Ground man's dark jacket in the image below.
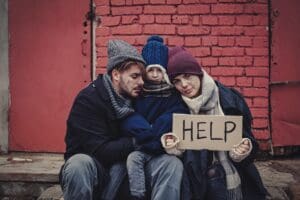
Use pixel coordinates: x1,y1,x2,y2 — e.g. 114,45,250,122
62,75,135,197
181,81,268,200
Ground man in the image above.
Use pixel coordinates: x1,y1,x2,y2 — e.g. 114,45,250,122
60,40,183,200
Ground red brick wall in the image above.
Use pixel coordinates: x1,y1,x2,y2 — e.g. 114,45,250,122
94,0,270,150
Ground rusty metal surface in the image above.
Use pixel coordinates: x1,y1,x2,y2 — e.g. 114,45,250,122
8,0,91,152
270,0,300,147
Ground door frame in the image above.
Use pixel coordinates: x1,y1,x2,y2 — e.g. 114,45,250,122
0,0,9,153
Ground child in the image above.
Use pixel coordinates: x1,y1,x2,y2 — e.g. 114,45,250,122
121,36,188,200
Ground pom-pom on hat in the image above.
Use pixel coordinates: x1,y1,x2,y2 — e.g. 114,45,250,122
107,39,146,73
142,35,168,70
167,46,203,82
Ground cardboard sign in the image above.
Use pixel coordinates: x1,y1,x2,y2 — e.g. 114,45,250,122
173,114,243,151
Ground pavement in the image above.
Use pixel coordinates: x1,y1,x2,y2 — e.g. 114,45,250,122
0,152,300,200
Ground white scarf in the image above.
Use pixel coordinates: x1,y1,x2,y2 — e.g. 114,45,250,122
181,70,243,200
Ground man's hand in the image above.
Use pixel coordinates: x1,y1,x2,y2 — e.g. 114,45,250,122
161,133,184,156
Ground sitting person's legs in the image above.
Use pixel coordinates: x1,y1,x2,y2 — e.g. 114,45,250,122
145,154,183,200
206,163,227,200
60,154,104,200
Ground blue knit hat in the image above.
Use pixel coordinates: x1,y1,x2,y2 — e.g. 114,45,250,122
142,35,168,70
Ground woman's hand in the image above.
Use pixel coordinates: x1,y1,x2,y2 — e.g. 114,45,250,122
161,133,184,156
229,138,252,162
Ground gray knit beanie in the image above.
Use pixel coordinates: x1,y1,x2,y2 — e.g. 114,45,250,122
107,39,146,72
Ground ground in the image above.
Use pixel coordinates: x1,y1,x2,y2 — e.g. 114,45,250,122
0,152,299,200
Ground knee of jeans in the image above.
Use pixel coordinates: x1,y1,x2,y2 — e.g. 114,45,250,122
63,154,97,177
162,155,183,174
127,151,144,167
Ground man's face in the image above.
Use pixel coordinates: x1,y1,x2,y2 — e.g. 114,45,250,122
146,67,164,83
113,64,144,98
172,74,201,98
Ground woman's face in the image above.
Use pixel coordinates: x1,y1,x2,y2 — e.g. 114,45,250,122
172,74,201,98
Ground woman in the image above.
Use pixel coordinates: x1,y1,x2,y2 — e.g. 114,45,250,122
162,46,267,200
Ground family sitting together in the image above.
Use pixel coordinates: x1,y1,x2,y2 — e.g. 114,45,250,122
60,35,267,200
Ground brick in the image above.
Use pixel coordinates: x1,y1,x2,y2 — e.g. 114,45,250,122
172,15,189,24
244,27,268,36
192,16,200,25
111,24,142,35
96,6,110,15
211,67,244,76
253,130,270,140
125,0,133,5
219,57,235,66
139,15,155,24
150,0,166,4
166,0,182,5
236,15,253,26
97,56,108,67
202,36,218,46
250,108,268,118
135,35,148,45
101,16,121,26
236,37,252,47
111,6,142,15
246,48,268,56
167,36,184,46
188,47,211,57
200,0,218,2
212,4,243,14
119,36,136,44
219,77,236,86
177,26,210,36
246,67,268,77
96,47,108,57
155,15,171,23
245,98,252,107
178,5,210,14
254,57,268,66
96,27,110,36
237,77,252,87
218,16,235,25
212,47,244,56
253,97,268,107
201,57,218,66
257,140,271,151
244,4,267,14
236,56,252,66
95,0,109,6
253,36,268,47
182,0,201,3
96,67,107,75
202,16,218,25
243,88,268,97
185,37,201,46
144,5,176,14
96,36,110,47
219,0,235,2
111,0,126,5
253,118,269,129
132,0,149,4
253,77,269,88
122,15,138,24
144,24,176,34
211,26,244,36
218,37,235,47
253,15,268,25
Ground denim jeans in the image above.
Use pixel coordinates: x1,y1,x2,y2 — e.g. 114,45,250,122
61,153,183,200
206,163,227,200
127,151,152,198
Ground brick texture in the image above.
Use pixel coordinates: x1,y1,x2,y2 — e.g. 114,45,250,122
95,0,270,149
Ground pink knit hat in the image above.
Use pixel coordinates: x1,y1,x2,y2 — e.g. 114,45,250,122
167,46,203,82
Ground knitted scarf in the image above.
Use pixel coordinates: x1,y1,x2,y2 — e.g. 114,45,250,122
102,73,134,119
142,80,174,97
181,70,243,200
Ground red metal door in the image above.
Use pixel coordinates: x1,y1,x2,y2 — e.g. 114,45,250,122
9,0,91,152
270,0,300,147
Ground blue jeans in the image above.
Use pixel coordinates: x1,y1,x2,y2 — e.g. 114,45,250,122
61,153,183,200
206,163,227,200
127,151,152,198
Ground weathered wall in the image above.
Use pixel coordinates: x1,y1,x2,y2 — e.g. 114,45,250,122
94,0,270,149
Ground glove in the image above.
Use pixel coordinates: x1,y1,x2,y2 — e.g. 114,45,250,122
161,133,184,156
229,138,253,162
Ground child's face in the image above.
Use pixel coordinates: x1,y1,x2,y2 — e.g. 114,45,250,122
146,67,164,83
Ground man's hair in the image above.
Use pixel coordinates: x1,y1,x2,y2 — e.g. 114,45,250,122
108,59,145,76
